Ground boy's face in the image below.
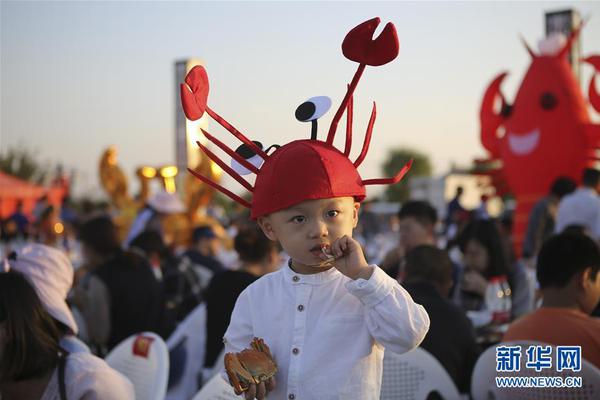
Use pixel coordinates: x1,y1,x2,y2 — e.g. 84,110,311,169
257,197,360,271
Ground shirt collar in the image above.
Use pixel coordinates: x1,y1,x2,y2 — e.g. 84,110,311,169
283,258,342,285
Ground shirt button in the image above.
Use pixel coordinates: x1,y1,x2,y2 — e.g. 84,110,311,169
288,394,295,400
297,305,304,311
292,276,300,282
292,347,299,355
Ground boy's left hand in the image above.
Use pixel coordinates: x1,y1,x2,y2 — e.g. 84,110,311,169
321,235,372,280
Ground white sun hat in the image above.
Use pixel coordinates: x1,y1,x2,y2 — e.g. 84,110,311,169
147,191,186,214
4,244,78,335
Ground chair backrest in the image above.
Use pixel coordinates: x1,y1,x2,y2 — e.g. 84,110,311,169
380,347,462,400
165,303,207,400
192,374,238,400
471,340,600,400
105,331,169,400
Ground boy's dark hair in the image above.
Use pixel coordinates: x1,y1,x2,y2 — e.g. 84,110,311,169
78,215,121,255
398,200,437,226
537,232,600,289
234,224,278,263
404,245,453,286
550,177,576,198
0,271,60,382
582,168,600,187
459,219,508,278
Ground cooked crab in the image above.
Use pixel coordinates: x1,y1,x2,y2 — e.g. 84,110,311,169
224,337,278,395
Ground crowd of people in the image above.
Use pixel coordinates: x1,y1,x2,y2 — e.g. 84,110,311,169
1,167,600,399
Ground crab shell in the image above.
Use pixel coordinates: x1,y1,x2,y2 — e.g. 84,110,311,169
224,338,278,395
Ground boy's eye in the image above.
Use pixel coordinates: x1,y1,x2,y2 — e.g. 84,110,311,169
326,210,339,218
291,216,306,223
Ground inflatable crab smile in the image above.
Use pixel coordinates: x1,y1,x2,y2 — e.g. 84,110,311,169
508,129,540,155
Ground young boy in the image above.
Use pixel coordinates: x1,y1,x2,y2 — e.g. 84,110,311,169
180,18,430,399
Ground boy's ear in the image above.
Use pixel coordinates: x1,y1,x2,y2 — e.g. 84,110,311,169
352,202,361,229
257,216,278,241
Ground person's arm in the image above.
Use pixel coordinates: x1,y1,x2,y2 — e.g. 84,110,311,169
83,275,111,347
324,235,430,355
345,265,430,355
221,290,275,400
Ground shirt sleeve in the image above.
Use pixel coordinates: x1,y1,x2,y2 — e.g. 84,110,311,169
220,289,255,382
345,265,430,355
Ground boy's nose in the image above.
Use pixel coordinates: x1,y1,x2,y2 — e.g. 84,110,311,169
308,219,329,238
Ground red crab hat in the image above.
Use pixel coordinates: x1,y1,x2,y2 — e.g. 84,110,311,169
181,17,412,219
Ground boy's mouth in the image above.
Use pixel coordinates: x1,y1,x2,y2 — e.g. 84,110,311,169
309,243,331,258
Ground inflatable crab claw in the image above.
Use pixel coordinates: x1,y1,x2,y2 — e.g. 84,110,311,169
180,65,210,121
342,17,399,67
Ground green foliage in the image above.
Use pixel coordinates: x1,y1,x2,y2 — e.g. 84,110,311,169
382,148,432,202
0,146,48,184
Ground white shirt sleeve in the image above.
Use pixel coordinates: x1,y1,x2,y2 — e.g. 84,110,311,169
345,265,430,355
220,289,255,382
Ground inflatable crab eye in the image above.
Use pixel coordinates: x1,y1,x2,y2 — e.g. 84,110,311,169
540,92,558,110
500,104,513,118
295,96,332,122
231,141,265,176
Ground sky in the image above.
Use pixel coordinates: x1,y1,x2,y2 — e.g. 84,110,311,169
2,1,600,200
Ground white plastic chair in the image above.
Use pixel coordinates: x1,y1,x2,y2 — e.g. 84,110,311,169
105,331,169,400
471,340,600,400
165,303,207,400
192,373,238,400
380,347,462,400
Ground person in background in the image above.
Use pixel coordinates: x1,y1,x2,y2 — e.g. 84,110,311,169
130,230,203,336
124,190,186,247
74,216,164,353
3,244,88,353
455,219,532,319
357,200,379,241
381,200,438,280
555,168,600,239
503,232,600,369
445,186,465,236
0,271,134,400
181,225,225,274
32,194,49,223
7,200,30,239
474,194,490,220
35,206,60,247
203,225,281,371
522,177,577,260
403,245,480,394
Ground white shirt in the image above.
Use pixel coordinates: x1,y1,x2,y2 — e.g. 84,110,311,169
223,263,430,400
40,352,134,400
555,187,600,238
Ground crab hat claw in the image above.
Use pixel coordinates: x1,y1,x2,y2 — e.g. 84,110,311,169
342,17,399,66
180,65,210,121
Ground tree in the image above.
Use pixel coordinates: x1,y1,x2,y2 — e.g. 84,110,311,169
382,147,432,202
0,146,49,184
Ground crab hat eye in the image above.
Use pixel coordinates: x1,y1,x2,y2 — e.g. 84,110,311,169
295,96,332,122
231,141,265,176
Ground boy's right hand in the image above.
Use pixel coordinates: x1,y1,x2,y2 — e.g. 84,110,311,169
244,377,276,400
